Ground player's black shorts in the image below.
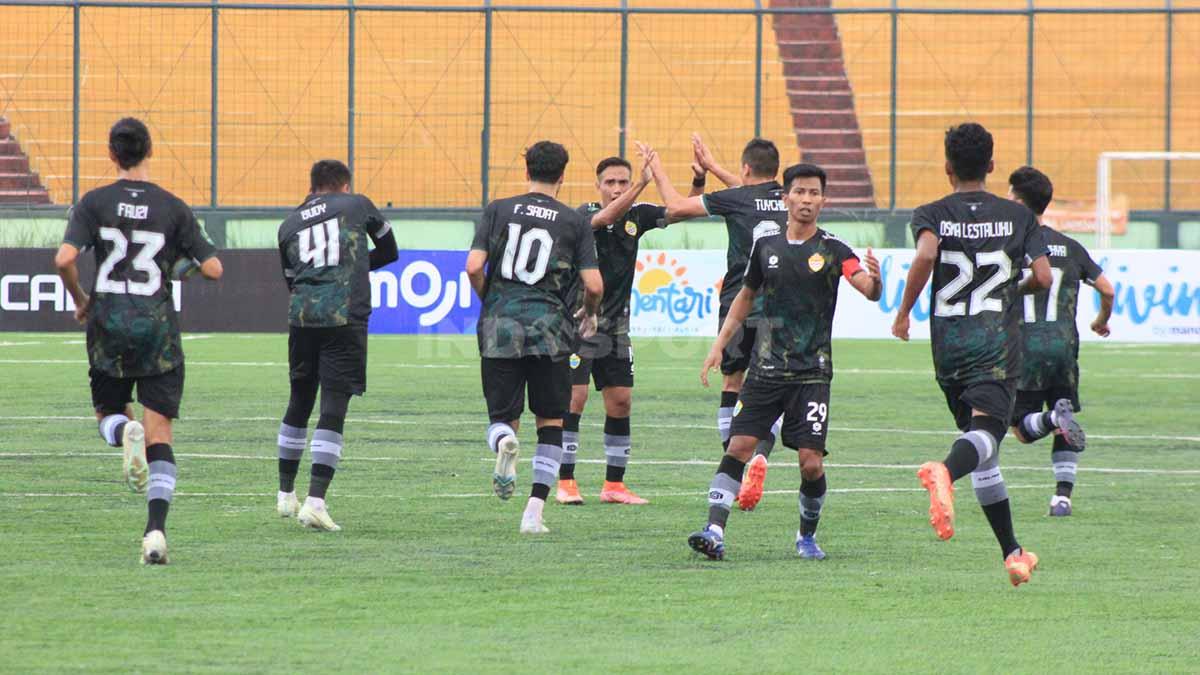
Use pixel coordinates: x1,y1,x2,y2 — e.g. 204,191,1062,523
90,365,185,419
569,340,634,390
1011,386,1081,427
718,303,758,375
288,324,368,395
940,379,1017,432
729,376,831,454
481,355,571,422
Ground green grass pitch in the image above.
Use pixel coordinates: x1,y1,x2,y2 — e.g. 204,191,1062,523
1,333,1197,672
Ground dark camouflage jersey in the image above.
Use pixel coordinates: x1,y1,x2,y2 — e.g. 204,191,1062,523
911,191,1049,386
472,192,598,359
1018,226,1103,391
278,192,390,327
567,201,666,355
703,181,787,313
63,179,216,378
743,229,860,383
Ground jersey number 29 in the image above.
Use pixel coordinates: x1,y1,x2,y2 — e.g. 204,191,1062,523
500,223,552,284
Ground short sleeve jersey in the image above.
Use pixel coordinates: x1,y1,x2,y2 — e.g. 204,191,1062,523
911,191,1049,386
743,229,861,382
277,192,390,327
62,179,217,378
1018,226,1103,391
472,193,598,359
570,201,666,338
703,182,787,311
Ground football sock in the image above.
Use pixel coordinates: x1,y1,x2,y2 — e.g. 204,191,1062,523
308,389,348,501
966,418,1019,558
561,412,580,480
754,416,783,460
944,416,1005,481
1052,434,1079,498
531,426,563,499
487,421,516,454
707,454,746,530
982,499,1021,559
98,413,129,447
718,391,738,449
603,415,631,483
1019,409,1057,442
145,443,176,534
799,473,827,537
277,423,306,493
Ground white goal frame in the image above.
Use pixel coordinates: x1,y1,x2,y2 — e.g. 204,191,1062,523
1096,151,1200,248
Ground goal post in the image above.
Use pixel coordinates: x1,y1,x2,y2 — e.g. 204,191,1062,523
1096,151,1200,248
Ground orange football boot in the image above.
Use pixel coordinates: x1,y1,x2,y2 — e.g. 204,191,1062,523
736,454,768,511
1005,549,1040,587
599,481,648,504
917,461,955,540
556,479,584,505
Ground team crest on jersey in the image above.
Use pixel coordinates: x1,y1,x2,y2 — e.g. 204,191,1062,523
570,353,582,369
625,221,638,237
808,253,825,272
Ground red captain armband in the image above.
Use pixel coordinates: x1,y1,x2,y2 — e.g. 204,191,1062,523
841,257,863,281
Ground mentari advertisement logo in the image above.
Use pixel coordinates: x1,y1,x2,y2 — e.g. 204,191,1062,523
629,251,721,337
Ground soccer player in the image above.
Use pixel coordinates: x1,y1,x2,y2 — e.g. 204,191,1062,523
556,147,701,506
891,123,1051,586
466,141,602,534
1006,166,1115,516
54,117,224,564
274,160,398,531
644,135,789,511
687,163,881,561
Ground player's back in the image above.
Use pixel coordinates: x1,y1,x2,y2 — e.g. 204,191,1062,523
278,191,387,327
64,179,215,377
474,192,596,358
1018,226,1101,388
704,182,787,307
912,190,1046,384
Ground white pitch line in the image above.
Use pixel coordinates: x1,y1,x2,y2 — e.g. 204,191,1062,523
0,415,1197,444
3,451,1198,476
0,341,43,347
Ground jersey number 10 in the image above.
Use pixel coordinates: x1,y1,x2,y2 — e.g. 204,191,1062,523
299,218,341,269
500,223,552,284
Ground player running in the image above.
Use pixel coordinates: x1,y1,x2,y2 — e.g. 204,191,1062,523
688,163,881,561
644,134,788,511
466,141,603,534
1006,166,1115,516
556,146,700,506
274,160,398,531
892,123,1051,586
54,117,224,564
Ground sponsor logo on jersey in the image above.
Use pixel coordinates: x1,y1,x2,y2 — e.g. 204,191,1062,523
625,221,638,237
808,253,825,272
768,255,779,269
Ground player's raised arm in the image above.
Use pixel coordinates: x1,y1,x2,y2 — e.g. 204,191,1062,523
640,141,708,223
589,149,655,229
892,228,938,341
693,133,741,188
846,247,883,301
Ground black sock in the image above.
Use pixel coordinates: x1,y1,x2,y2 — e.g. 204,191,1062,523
531,483,550,501
1056,481,1074,498
799,473,827,537
560,463,576,480
943,437,982,482
146,499,170,535
981,499,1021,558
309,463,335,500
279,459,300,492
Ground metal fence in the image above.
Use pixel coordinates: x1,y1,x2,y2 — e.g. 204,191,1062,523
1,1,1198,213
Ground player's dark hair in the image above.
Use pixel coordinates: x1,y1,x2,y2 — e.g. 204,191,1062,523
944,123,993,182
595,156,632,177
1008,165,1054,215
525,141,569,184
108,117,152,170
310,159,352,193
741,138,780,178
783,163,827,193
